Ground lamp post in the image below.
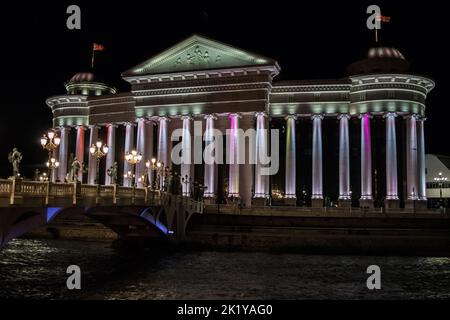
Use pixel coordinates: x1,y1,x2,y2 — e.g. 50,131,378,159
146,158,161,191
434,172,448,209
40,129,61,182
125,150,142,187
89,141,109,185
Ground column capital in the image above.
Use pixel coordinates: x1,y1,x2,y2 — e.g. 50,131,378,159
383,112,398,119
105,123,119,129
181,115,194,121
56,126,71,132
311,114,324,120
285,114,298,121
403,113,419,120
156,116,171,122
204,114,218,120
88,124,98,129
75,125,87,131
254,111,268,118
337,113,351,120
416,116,427,122
358,113,373,119
229,112,242,119
123,121,137,127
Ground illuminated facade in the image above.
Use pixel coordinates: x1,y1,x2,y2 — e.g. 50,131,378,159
46,35,434,209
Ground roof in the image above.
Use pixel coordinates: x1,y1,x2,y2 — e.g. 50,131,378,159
122,34,279,78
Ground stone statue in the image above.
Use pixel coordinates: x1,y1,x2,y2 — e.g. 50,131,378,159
8,148,22,178
107,162,118,184
68,158,82,182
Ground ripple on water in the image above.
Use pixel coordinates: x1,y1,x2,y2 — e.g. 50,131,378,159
1,239,449,299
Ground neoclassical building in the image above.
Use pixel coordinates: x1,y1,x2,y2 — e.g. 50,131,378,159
46,35,434,208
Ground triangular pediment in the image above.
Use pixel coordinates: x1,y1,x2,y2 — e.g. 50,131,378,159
122,35,277,77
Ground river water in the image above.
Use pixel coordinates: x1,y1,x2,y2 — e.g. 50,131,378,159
0,238,449,299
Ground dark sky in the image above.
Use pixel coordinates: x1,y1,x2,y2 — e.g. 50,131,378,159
1,0,448,177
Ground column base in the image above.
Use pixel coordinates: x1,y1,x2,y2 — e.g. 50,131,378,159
416,199,428,209
405,199,418,209
311,198,324,208
338,198,352,207
253,197,268,206
203,197,216,205
284,197,297,206
385,199,400,209
359,198,374,208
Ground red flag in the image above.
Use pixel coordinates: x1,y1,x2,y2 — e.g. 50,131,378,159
376,14,391,23
93,43,105,51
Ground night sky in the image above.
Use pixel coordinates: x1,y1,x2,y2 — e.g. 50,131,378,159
1,0,448,178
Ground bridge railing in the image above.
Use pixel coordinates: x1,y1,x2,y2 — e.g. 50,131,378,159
0,178,204,212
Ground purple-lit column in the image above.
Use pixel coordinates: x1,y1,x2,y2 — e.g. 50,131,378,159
144,120,154,187
204,114,217,200
384,113,399,206
135,118,146,187
417,117,427,201
228,113,240,198
311,114,323,206
75,126,85,182
123,122,135,187
87,125,99,185
157,117,170,189
285,115,297,204
105,124,117,185
360,114,373,207
406,114,419,201
58,126,70,182
338,114,351,205
254,112,269,200
181,115,194,196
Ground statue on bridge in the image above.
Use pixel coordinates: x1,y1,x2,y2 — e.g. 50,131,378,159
67,158,82,182
107,162,118,184
8,148,22,178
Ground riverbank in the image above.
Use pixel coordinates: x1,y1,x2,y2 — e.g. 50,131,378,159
23,208,450,256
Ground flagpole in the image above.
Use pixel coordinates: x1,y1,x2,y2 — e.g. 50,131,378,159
91,47,95,69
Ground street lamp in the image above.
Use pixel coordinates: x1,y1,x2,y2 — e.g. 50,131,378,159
145,158,162,191
41,129,61,181
125,149,142,187
434,172,448,209
89,141,109,185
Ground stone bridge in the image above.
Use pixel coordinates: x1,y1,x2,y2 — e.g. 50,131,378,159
0,178,204,247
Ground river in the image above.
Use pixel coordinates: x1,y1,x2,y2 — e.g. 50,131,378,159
0,239,449,299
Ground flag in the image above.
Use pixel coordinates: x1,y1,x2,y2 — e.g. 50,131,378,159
93,43,105,51
376,14,391,23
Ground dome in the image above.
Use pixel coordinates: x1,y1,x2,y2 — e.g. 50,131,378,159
367,47,406,60
348,47,410,75
69,72,95,83
65,71,116,96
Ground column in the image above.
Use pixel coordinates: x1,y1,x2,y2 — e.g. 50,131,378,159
228,113,240,198
417,117,427,201
338,114,351,206
181,115,194,196
105,124,117,185
406,114,419,201
285,115,297,205
157,117,170,189
384,113,399,207
135,119,146,187
87,125,99,185
360,113,373,207
145,120,155,188
58,127,70,182
239,114,254,207
204,114,217,200
254,112,269,202
75,126,85,183
311,114,323,206
123,122,135,187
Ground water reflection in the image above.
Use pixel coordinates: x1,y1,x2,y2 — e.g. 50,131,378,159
0,239,449,299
